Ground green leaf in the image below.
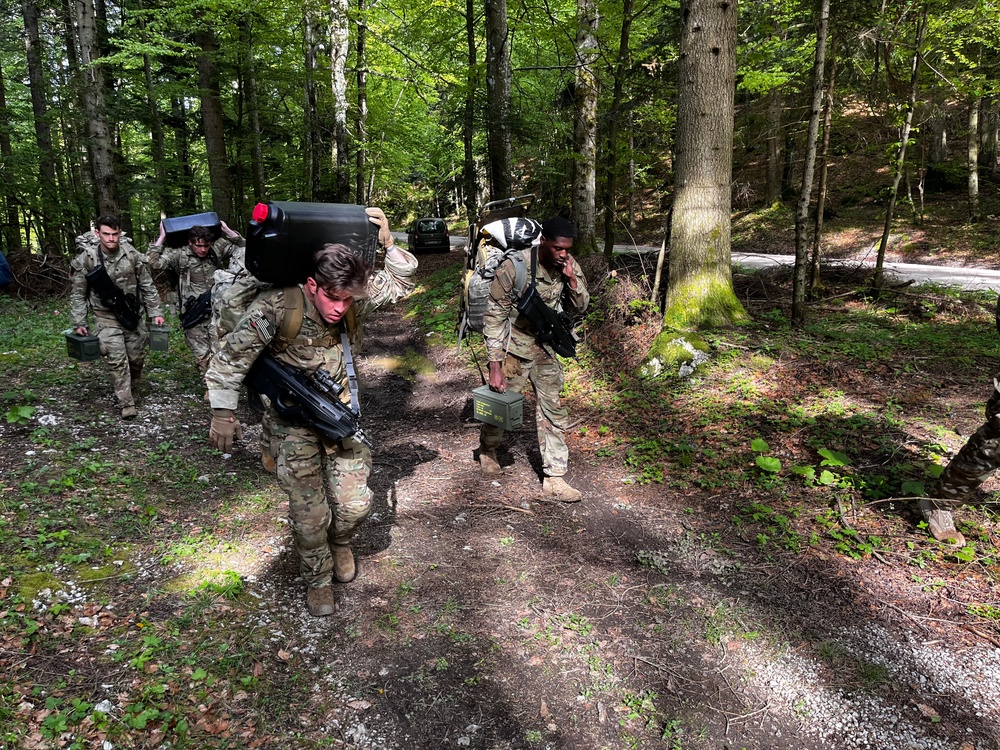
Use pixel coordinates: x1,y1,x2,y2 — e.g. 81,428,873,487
900,480,926,496
926,464,944,478
191,667,207,681
817,469,837,486
790,465,815,480
952,545,976,563
756,456,781,473
818,449,850,467
750,438,769,452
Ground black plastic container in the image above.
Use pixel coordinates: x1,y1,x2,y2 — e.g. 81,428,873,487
162,212,221,248
245,202,378,286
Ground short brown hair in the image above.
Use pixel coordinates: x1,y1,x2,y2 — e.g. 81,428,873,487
95,215,121,231
188,225,215,243
312,244,372,298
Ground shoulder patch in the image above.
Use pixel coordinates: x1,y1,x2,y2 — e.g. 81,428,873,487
248,309,276,341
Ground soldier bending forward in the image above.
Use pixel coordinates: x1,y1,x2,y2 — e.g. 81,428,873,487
205,210,416,616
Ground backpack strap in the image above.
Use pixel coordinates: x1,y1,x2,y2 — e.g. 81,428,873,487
280,286,304,341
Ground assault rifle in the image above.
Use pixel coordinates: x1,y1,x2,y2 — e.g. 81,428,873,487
244,351,372,448
515,285,578,358
85,264,141,331
180,289,213,329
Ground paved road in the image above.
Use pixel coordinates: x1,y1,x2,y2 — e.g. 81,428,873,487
394,233,1000,294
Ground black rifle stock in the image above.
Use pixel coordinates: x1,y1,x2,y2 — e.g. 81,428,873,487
84,265,141,331
244,351,372,448
515,286,578,358
180,289,213,329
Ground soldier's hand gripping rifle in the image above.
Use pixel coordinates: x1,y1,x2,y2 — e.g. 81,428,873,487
244,351,372,448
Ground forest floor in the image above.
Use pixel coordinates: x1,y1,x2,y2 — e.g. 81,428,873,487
3,191,1000,750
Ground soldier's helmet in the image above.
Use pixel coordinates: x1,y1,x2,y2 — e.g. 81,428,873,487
479,217,542,251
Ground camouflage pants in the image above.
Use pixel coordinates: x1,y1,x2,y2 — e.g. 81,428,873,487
95,316,147,408
184,321,212,376
480,351,570,477
271,410,373,588
930,376,1000,510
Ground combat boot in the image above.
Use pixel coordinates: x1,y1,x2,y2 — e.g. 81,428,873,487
542,476,582,503
478,447,502,476
918,499,966,546
306,585,335,616
121,404,138,420
332,544,356,583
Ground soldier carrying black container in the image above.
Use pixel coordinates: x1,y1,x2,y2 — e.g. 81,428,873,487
147,218,245,382
204,207,417,617
69,215,165,420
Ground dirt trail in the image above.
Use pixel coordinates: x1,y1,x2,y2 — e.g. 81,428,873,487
246,250,1000,749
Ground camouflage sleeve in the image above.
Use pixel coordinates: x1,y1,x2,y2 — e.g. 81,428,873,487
214,234,245,265
356,246,418,318
483,259,519,362
206,290,282,410
564,257,590,314
134,249,164,319
146,243,179,272
68,250,92,329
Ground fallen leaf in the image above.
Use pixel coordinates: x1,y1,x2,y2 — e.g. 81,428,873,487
540,699,550,720
915,703,940,722
277,649,292,662
348,700,372,711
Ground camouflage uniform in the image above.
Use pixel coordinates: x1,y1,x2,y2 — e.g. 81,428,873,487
481,255,589,477
147,235,245,374
69,234,164,411
205,248,417,588
929,376,1000,510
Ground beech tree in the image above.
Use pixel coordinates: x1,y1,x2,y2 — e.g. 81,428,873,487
641,0,747,378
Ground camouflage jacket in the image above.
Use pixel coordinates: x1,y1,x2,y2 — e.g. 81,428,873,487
206,247,418,411
147,235,245,302
483,255,589,361
69,234,164,329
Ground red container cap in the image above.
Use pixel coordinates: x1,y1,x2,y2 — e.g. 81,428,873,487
252,203,270,223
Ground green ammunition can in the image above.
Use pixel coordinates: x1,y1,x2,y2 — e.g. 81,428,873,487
472,385,524,430
64,330,102,362
149,326,171,352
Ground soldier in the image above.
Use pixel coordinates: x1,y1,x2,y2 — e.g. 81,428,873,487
70,215,165,420
920,378,1000,546
205,209,417,616
477,216,590,502
147,220,245,379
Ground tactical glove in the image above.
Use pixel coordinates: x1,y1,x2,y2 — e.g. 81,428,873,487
365,207,393,248
210,408,243,453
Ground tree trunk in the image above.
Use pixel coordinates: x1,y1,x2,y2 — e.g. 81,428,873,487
195,28,234,223
463,0,479,222
928,105,947,163
330,0,351,202
75,0,120,219
652,0,747,349
304,4,322,201
765,88,783,204
981,98,998,173
809,34,837,292
139,10,170,216
601,0,633,261
791,0,830,326
356,0,368,204
873,5,927,292
23,0,63,251
60,0,90,233
239,18,265,202
171,96,196,211
968,97,980,222
0,59,21,257
572,0,599,255
485,0,512,199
